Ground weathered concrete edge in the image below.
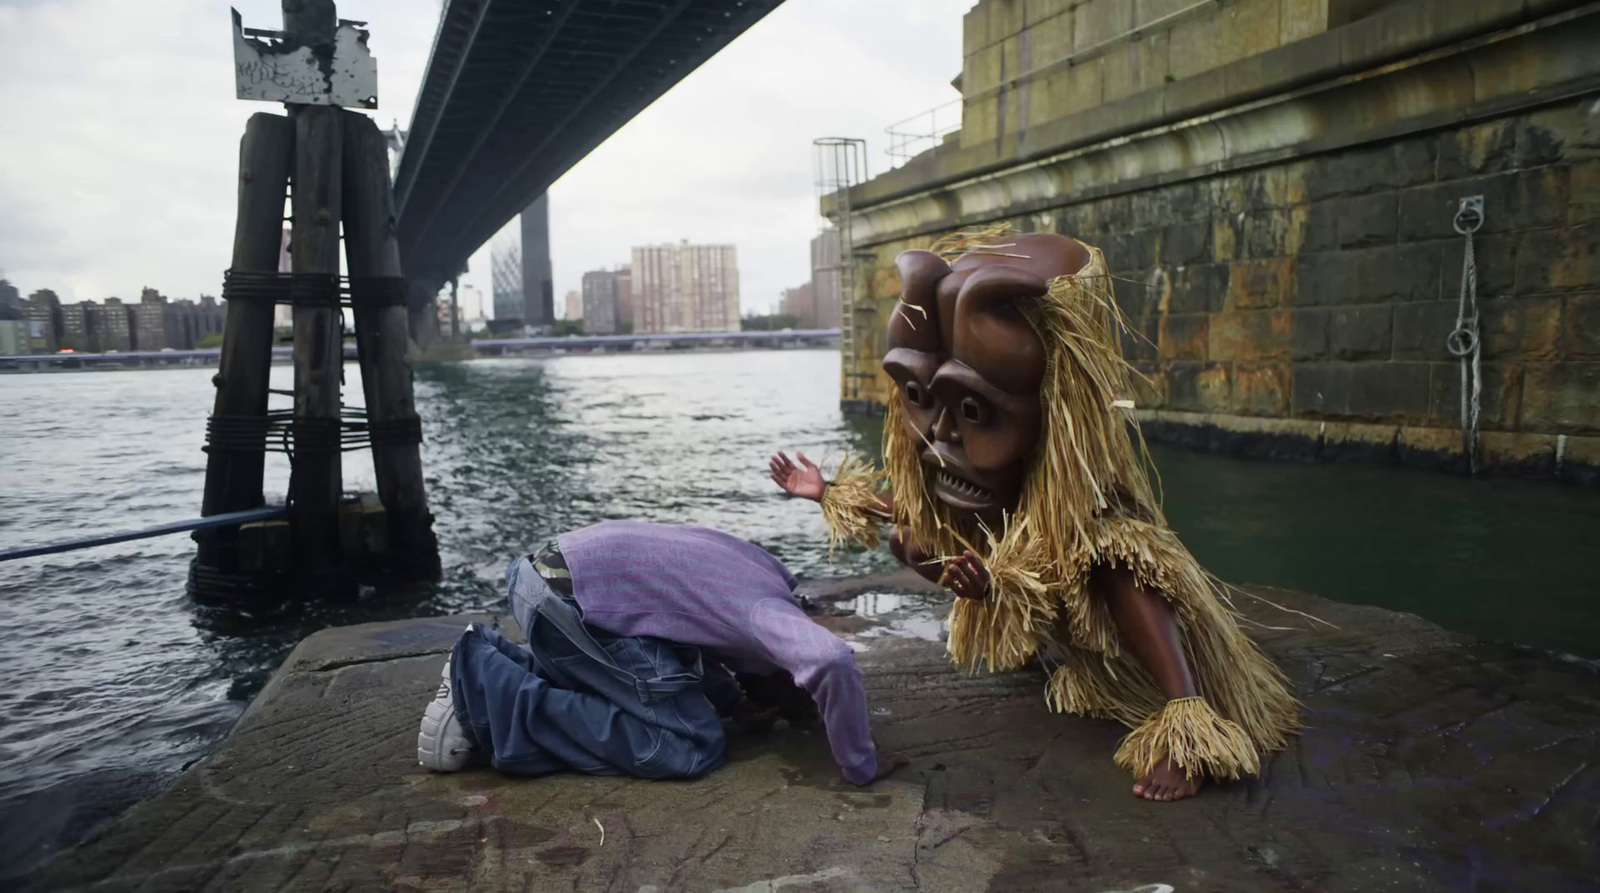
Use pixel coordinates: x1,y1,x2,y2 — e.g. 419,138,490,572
1136,408,1600,484
230,612,503,732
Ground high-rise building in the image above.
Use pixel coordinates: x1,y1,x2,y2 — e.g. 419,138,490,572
632,245,673,334
172,299,199,350
0,320,26,356
98,297,135,352
165,295,223,350
0,279,23,320
563,290,582,321
810,230,843,329
630,241,740,334
782,283,817,329
491,237,523,325
25,289,60,353
615,265,633,330
519,194,554,329
135,287,173,351
59,301,94,351
197,295,225,343
581,270,621,335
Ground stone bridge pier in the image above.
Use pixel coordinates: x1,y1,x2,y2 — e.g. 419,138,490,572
836,0,1600,485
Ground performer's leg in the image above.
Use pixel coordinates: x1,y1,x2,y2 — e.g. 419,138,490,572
1092,563,1204,802
452,624,725,779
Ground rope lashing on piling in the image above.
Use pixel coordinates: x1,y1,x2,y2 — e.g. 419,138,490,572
365,416,424,447
204,414,274,452
290,417,344,457
221,270,409,308
1445,195,1485,475
204,408,422,458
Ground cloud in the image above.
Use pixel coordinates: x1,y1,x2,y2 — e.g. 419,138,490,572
538,0,971,315
0,0,971,316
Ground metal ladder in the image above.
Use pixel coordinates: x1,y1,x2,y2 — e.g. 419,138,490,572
812,138,869,409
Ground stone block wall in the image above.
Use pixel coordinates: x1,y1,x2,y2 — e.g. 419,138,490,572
1091,101,1600,468
843,0,1600,480
843,95,1600,480
959,0,1393,148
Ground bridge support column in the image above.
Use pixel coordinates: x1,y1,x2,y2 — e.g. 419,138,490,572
408,279,440,349
342,110,439,579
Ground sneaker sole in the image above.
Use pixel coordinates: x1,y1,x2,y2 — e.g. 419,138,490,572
417,695,467,772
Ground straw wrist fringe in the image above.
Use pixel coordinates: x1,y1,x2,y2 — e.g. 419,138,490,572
944,515,1055,672
818,453,886,554
1113,696,1261,781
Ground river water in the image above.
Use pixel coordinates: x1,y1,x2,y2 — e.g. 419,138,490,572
1,349,1595,874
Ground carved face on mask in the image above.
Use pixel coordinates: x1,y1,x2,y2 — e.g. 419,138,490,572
883,233,1091,523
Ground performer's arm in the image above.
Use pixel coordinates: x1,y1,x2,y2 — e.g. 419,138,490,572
889,525,945,585
768,451,893,518
751,600,907,785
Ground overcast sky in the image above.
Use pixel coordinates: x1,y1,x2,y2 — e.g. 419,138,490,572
0,0,971,320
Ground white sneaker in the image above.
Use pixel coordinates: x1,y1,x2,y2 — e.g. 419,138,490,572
417,647,482,772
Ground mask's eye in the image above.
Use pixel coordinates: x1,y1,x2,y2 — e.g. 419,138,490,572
960,396,988,425
905,381,927,407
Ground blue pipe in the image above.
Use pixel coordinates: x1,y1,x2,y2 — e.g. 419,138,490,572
0,506,288,562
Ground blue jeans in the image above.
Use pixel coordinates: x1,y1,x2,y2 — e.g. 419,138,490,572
447,557,727,779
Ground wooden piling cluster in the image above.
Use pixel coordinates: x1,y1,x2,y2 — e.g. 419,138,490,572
193,4,438,605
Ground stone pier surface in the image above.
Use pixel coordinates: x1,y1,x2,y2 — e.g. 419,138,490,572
24,573,1600,892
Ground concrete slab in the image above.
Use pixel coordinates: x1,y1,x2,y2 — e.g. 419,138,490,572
23,573,1600,892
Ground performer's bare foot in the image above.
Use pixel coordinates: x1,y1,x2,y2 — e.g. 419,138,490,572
1132,757,1204,802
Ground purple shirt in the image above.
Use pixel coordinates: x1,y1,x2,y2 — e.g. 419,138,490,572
559,521,878,784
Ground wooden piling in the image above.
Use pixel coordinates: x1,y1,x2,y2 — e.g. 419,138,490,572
289,104,345,576
198,112,293,569
341,110,439,576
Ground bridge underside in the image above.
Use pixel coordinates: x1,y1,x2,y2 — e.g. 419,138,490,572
394,0,784,287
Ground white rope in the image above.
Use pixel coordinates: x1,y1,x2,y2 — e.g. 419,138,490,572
1446,196,1484,475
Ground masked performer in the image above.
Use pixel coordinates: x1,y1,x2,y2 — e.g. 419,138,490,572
771,231,1297,801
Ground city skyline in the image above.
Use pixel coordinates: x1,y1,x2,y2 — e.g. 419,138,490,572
11,283,224,354
0,0,971,318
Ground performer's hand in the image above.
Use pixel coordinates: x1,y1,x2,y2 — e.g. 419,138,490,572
940,550,991,600
870,752,910,783
769,451,825,502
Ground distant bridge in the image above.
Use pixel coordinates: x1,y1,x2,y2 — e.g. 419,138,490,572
0,330,840,368
471,328,840,353
393,0,786,292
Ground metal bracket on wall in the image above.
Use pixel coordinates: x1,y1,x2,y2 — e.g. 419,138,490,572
1446,195,1484,475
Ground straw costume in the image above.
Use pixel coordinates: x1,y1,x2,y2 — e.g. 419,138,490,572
817,228,1298,785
